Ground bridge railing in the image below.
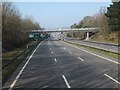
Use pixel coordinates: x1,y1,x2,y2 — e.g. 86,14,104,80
29,27,101,33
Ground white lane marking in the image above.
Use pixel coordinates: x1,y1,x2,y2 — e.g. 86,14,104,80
69,51,72,54
9,41,43,90
54,58,57,62
62,75,71,88
78,57,84,61
50,48,51,50
104,73,120,84
63,41,120,65
51,51,53,54
64,47,66,49
58,44,60,46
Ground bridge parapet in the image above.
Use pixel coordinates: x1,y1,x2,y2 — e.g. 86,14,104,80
29,27,101,33
28,27,101,40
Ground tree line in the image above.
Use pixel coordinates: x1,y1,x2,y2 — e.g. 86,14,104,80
105,2,120,31
2,2,41,51
71,7,109,34
69,1,120,39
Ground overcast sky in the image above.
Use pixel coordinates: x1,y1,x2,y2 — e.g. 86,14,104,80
14,2,112,29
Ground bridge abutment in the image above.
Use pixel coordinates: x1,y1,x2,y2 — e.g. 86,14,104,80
85,32,89,40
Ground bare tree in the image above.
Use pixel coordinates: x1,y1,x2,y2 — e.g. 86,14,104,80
95,7,110,36
2,2,28,50
21,17,41,32
2,2,42,50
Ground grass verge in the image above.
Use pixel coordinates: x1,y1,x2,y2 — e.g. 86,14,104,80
64,41,120,59
2,41,40,85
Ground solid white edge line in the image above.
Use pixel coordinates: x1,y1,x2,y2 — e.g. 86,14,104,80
104,73,120,84
78,57,84,61
62,75,71,88
62,41,120,65
54,58,57,62
9,41,43,90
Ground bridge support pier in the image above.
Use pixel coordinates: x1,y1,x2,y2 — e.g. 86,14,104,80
85,32,89,40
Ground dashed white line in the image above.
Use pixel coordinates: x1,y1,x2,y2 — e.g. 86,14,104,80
63,47,66,49
78,57,84,61
69,51,72,54
63,41,120,65
58,44,60,46
51,51,53,54
9,41,43,90
50,48,51,50
104,73,120,84
54,58,57,62
62,75,71,88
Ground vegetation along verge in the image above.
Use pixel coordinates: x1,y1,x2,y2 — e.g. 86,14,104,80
2,41,40,85
64,41,120,60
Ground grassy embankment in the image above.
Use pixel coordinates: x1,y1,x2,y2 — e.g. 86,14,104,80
90,31,120,44
64,41,120,59
66,31,120,59
2,41,40,84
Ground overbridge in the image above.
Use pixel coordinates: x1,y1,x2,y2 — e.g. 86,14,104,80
28,27,101,40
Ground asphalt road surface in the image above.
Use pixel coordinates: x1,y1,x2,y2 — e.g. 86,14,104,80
3,38,119,89
65,37,119,53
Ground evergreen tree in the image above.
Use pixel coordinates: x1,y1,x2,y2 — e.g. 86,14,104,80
105,2,120,31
